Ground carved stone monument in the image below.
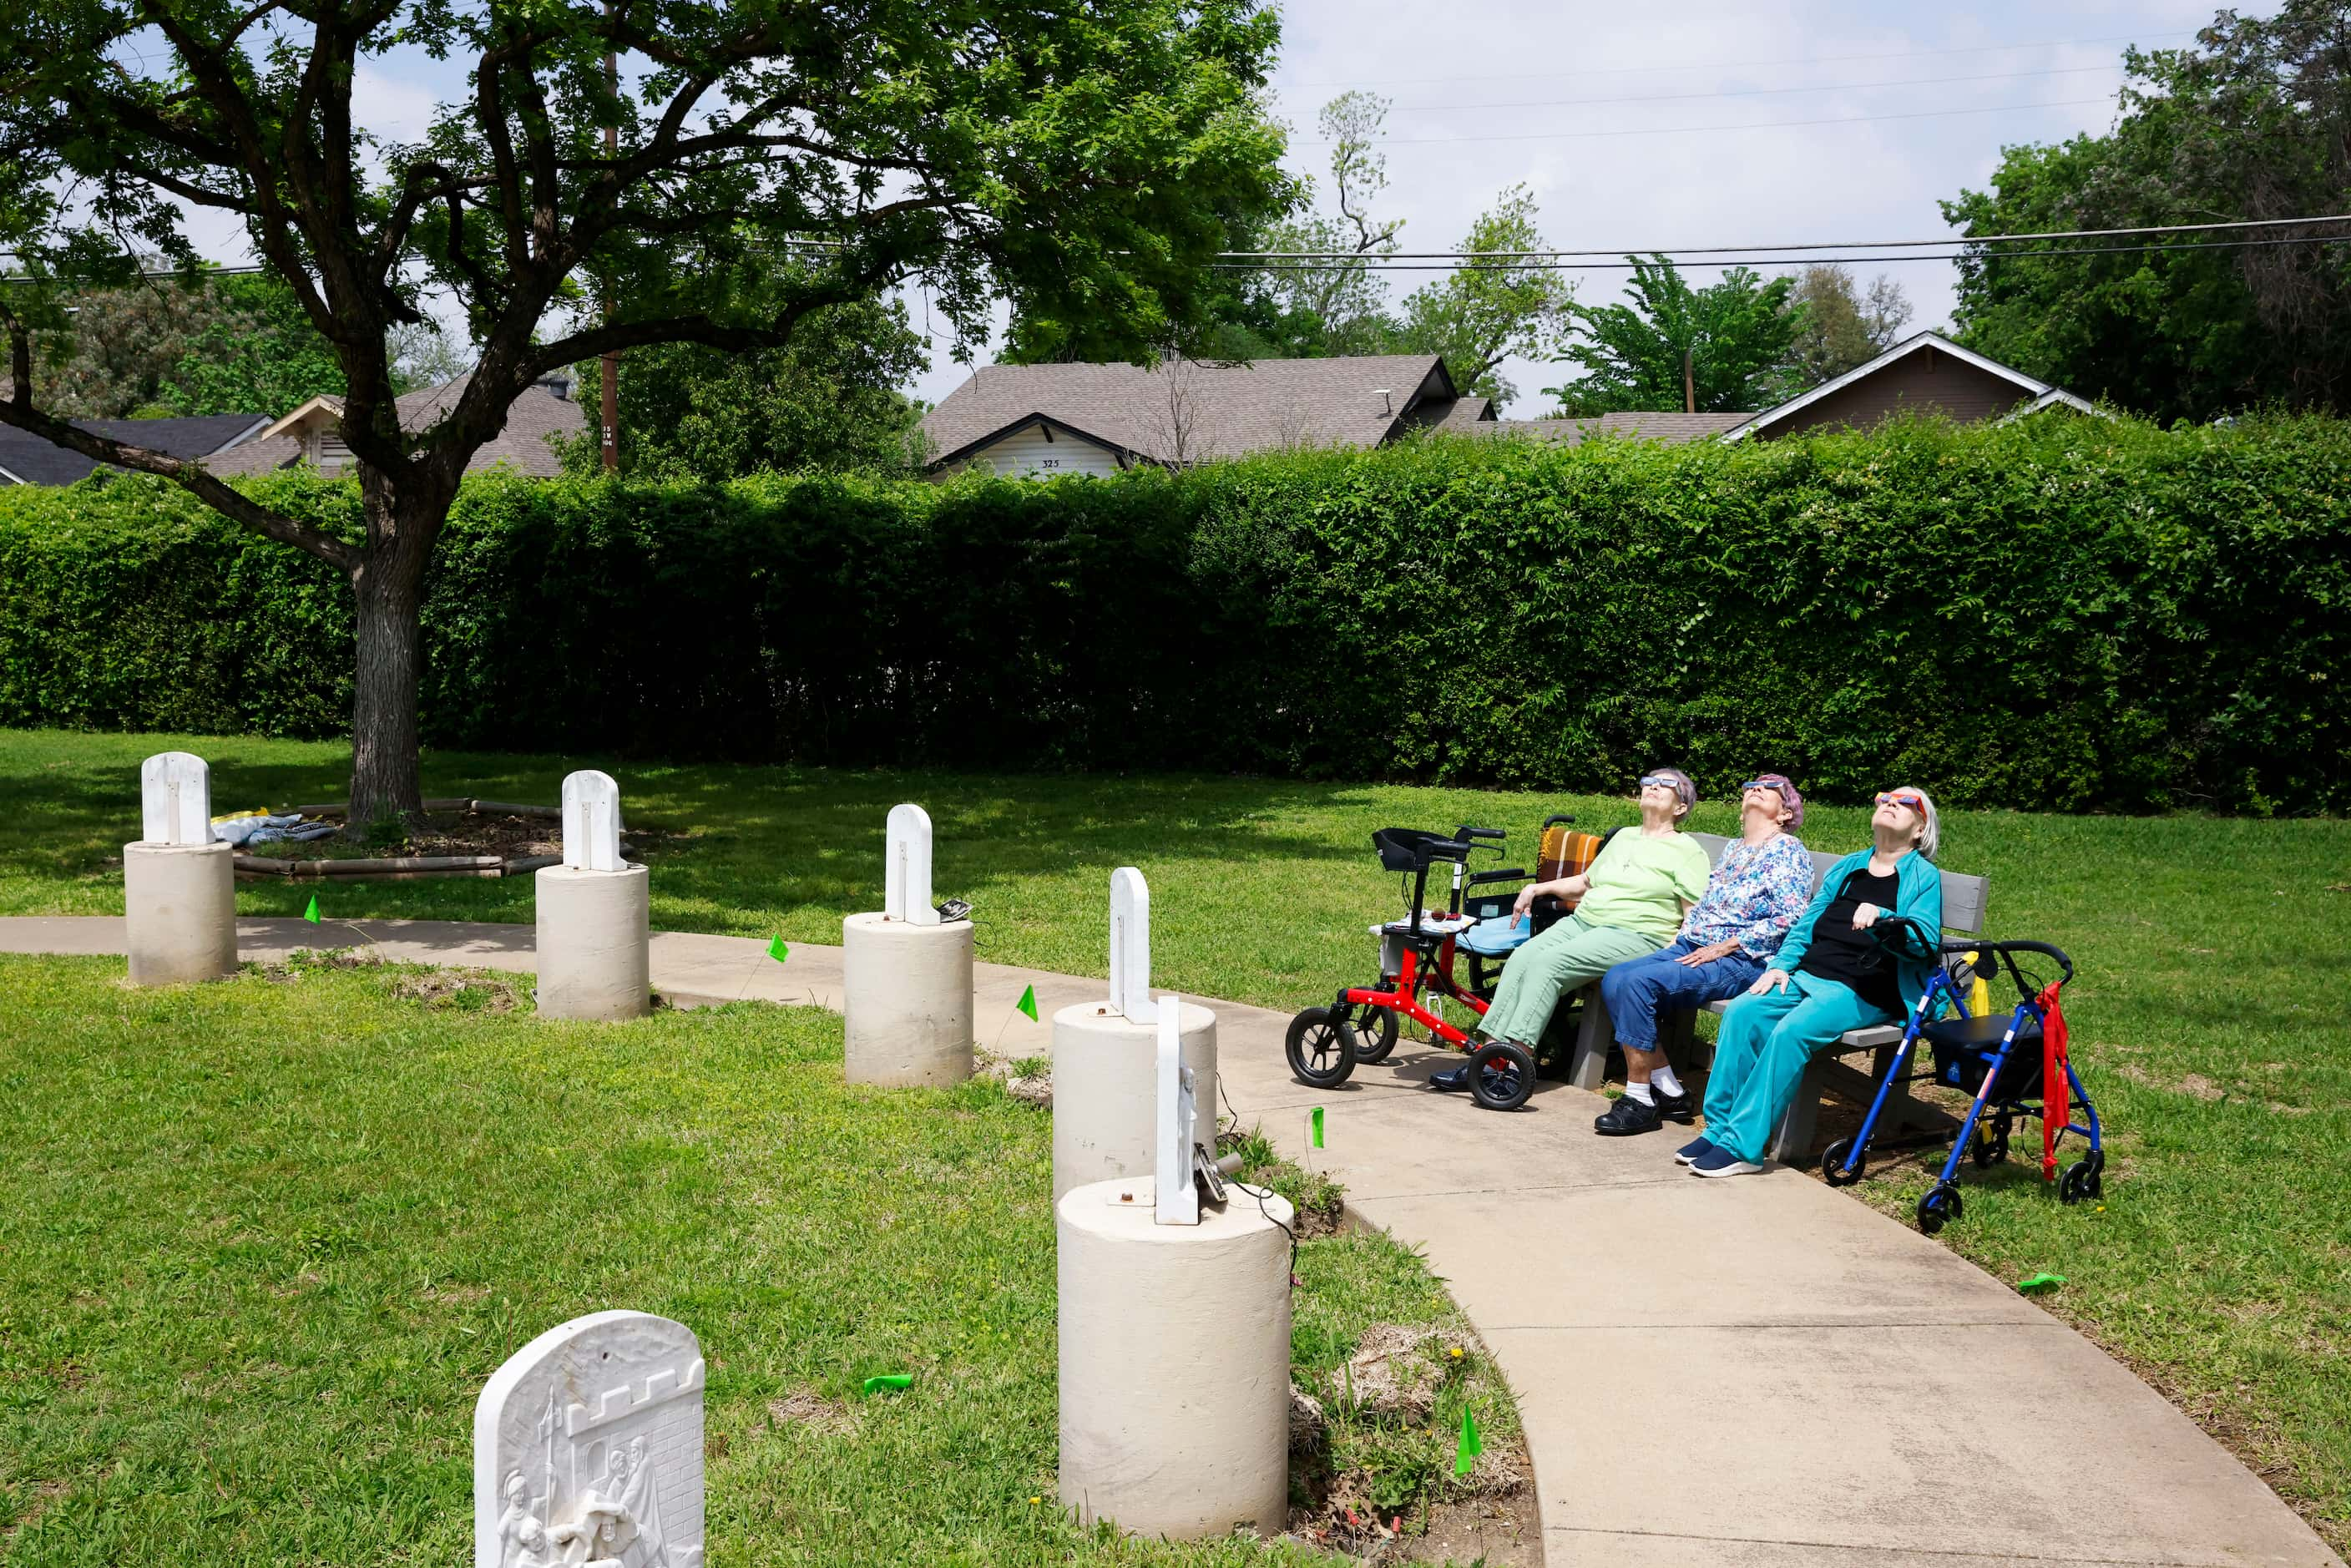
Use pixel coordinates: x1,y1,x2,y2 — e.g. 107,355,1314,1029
842,802,973,1086
1052,867,1218,1197
535,771,651,1020
124,750,239,985
475,1311,705,1568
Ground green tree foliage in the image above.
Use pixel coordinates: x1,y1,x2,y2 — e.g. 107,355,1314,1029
0,0,1292,818
1943,1,2351,422
1545,257,1801,415
1393,186,1575,407
1783,264,1914,387
564,289,928,479
25,273,344,418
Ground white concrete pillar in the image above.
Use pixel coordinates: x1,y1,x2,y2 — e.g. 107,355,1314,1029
843,802,973,1086
1057,1176,1292,1540
124,751,236,985
535,771,650,1021
1051,999,1217,1199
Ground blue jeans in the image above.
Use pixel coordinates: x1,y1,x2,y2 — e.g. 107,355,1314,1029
1598,936,1767,1053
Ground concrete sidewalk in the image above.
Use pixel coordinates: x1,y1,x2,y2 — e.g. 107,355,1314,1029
3,916,2338,1568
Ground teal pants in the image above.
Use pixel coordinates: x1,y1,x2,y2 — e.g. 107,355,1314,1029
1479,913,1663,1048
1704,971,1895,1163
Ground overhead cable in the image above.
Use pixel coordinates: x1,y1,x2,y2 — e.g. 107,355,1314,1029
1216,234,2351,273
1382,62,2125,115
1293,95,2114,146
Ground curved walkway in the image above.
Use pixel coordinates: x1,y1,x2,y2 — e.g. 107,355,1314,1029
3,915,2338,1568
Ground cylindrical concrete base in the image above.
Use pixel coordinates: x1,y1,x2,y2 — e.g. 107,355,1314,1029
1058,1177,1293,1540
842,913,975,1086
534,864,650,1020
123,840,238,985
1053,1002,1218,1200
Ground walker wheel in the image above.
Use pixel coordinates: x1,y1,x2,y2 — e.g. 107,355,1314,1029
1286,1007,1358,1089
1916,1183,1963,1235
2060,1158,2102,1205
1352,1004,1400,1064
1971,1127,2010,1167
1468,1039,1536,1112
1821,1136,1866,1187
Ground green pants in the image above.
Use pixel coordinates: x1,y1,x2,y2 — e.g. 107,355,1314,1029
1480,913,1663,1048
1703,971,1895,1163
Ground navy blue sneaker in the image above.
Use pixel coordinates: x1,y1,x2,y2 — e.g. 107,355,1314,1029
1689,1146,1766,1179
1674,1136,1716,1166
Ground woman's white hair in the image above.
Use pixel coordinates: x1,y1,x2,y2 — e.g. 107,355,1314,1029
1894,784,1940,860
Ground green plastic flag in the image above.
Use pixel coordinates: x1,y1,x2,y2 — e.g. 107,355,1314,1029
1310,1106,1325,1148
2017,1272,2066,1293
303,893,321,924
1016,984,1038,1021
767,934,788,963
862,1373,913,1396
1454,1405,1482,1476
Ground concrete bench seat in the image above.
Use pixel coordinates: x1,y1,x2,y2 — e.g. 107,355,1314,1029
1565,830,1988,1162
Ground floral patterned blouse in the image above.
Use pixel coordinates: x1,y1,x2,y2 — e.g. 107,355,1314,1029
1679,833,1814,956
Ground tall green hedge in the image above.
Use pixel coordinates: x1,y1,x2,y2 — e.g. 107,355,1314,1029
3,413,2344,812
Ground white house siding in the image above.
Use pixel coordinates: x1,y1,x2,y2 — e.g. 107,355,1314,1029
962,425,1124,479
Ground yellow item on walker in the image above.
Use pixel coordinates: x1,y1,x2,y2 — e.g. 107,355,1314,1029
1963,949,1991,1016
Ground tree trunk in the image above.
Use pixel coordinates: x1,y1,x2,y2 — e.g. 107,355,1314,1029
347,547,427,827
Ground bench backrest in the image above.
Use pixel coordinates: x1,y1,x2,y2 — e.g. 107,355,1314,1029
1687,830,1987,936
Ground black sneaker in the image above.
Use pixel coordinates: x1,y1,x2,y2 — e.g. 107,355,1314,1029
1650,1085,1696,1124
1428,1065,1472,1092
1593,1094,1663,1136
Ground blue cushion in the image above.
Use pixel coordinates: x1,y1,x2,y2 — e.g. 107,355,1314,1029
1458,917,1530,957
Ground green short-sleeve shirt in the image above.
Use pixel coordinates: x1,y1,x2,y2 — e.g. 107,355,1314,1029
1572,830,1712,942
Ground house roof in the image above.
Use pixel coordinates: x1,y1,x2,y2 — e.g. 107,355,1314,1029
208,374,585,478
922,355,1465,467
1718,331,2102,441
1479,411,1750,447
0,412,269,486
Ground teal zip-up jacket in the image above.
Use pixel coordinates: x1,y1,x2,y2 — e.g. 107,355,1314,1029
1772,847,1944,1013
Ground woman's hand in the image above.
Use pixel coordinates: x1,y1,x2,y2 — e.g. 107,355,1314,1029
1512,883,1540,921
1748,967,1791,995
1850,901,1882,930
1676,939,1740,967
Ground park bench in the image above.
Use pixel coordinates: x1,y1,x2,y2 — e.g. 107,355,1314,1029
1563,832,1988,1161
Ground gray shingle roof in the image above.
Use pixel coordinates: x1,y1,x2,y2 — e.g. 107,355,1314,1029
206,375,584,478
1479,412,1753,447
0,413,268,486
922,355,1464,467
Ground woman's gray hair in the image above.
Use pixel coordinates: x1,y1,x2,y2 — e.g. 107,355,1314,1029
1646,766,1696,822
1896,784,1940,860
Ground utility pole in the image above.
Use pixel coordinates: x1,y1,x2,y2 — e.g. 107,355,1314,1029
1681,347,1696,415
599,4,619,473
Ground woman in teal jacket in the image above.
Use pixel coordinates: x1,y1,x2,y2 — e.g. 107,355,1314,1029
1682,786,1945,1177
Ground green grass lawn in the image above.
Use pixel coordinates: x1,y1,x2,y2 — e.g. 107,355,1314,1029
4,726,2349,1553
0,953,1519,1565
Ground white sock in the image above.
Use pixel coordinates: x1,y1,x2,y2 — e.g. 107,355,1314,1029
1651,1064,1686,1098
1625,1082,1655,1105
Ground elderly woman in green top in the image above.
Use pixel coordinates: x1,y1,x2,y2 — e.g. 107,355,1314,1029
1433,767,1712,1094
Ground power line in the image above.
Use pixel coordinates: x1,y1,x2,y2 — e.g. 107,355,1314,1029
1216,233,2351,273
1295,95,2114,147
1285,27,2200,91
1221,214,2351,261
1387,62,2125,115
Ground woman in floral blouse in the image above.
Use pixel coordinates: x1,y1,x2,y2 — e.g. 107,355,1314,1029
1591,774,1814,1136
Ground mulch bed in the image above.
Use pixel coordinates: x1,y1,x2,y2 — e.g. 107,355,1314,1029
232,799,684,882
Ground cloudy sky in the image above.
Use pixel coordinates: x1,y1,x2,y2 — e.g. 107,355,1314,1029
167,1,2250,418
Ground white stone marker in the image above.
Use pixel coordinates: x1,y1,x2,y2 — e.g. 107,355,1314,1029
1051,867,1218,1198
474,1310,705,1568
1059,993,1291,1541
842,802,973,1086
124,751,238,985
534,771,651,1020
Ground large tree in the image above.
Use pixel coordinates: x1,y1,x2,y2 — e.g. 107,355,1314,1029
1943,1,2351,422
0,0,1290,822
1782,263,1913,388
1545,255,1800,416
1393,185,1575,407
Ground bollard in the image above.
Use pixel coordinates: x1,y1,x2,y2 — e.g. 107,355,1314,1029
1057,993,1290,1540
535,771,650,1020
842,803,973,1085
124,751,238,985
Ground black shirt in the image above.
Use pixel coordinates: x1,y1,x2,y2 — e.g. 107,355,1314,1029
1797,864,1903,1014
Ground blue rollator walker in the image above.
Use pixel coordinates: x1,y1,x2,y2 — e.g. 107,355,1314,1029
1818,923,2105,1235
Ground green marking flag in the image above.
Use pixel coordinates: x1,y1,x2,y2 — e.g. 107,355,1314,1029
1310,1106,1325,1148
1454,1405,1482,1476
767,934,788,963
862,1373,913,1396
1016,984,1038,1021
303,893,321,924
2016,1272,2066,1294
